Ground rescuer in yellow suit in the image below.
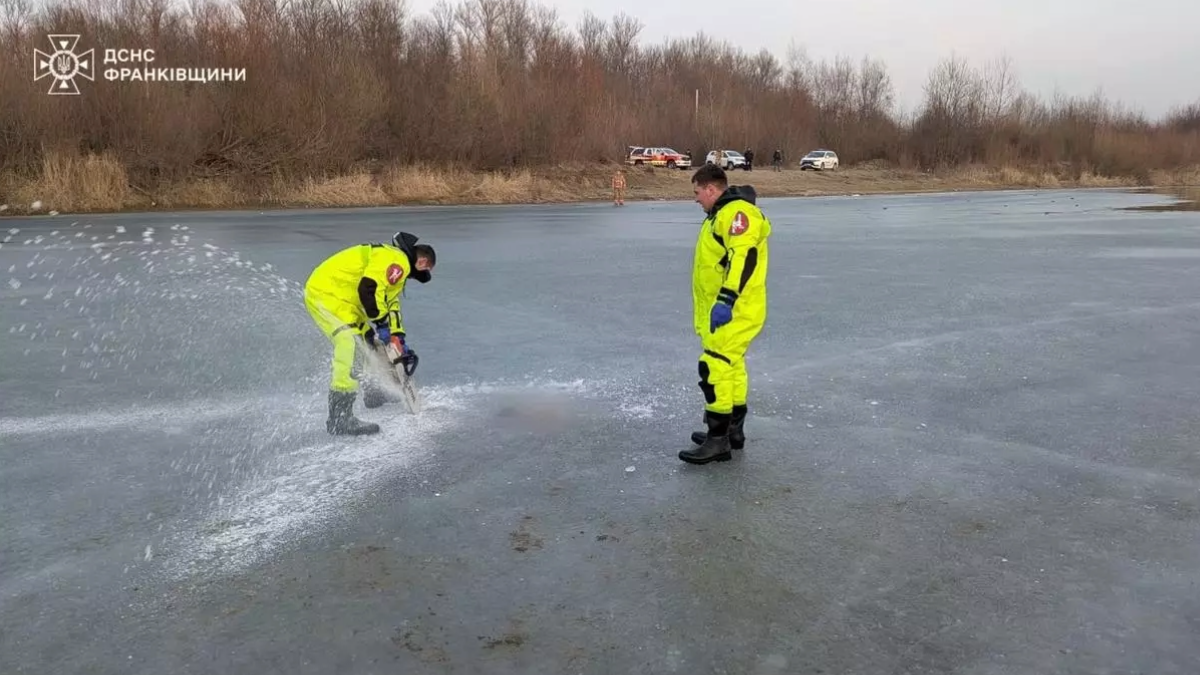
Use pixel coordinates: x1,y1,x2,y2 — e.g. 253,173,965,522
679,163,770,464
303,231,436,435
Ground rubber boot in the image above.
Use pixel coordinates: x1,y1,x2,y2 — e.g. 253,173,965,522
679,411,732,464
326,390,380,435
690,404,746,449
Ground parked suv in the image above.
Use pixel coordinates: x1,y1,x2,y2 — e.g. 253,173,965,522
705,150,749,170
799,150,839,171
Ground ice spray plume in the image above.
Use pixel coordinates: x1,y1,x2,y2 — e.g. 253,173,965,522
1,219,339,490
0,220,613,583
0,220,420,580
3,222,326,407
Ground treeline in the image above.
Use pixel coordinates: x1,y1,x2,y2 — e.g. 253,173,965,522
1,0,1198,184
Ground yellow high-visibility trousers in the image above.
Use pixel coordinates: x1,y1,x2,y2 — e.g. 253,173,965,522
303,288,364,393
697,307,763,415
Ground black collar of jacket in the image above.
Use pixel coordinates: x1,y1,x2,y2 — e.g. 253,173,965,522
707,185,758,217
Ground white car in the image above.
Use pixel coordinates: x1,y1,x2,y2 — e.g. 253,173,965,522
799,150,839,171
705,150,749,170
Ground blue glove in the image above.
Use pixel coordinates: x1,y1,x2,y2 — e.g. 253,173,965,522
372,320,391,346
710,301,733,333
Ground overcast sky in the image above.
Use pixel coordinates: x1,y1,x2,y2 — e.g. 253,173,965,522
403,0,1199,120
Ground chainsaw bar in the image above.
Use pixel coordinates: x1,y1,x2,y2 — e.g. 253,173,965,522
381,342,422,414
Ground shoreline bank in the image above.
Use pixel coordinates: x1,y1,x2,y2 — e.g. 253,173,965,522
1,159,1197,217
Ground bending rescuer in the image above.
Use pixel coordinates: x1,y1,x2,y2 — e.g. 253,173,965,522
303,231,436,435
679,163,771,465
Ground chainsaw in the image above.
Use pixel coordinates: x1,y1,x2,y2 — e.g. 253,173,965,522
376,335,422,414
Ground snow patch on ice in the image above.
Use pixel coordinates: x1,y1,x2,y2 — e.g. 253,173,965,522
619,401,655,419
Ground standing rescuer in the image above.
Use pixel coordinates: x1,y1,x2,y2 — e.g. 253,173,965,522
680,163,771,465
612,168,627,206
303,231,436,435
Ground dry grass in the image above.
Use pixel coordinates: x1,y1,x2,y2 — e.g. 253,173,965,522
156,178,248,210
0,151,133,213
274,174,393,208
2,154,1198,216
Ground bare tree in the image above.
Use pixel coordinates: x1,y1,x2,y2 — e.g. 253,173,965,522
1167,100,1200,133
604,11,641,75
0,0,31,41
576,10,605,55
857,56,894,120
981,55,1019,123
0,0,1196,185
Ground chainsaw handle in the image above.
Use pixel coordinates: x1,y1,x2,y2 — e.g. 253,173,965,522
402,351,419,376
382,341,419,376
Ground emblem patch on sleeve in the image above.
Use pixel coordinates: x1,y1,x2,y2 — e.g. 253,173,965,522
730,211,750,235
386,263,404,284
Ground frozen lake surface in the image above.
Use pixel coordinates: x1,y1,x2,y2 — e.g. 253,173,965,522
3,187,1200,674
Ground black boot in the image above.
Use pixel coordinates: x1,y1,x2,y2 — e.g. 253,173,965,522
326,390,380,435
679,412,732,464
690,404,747,449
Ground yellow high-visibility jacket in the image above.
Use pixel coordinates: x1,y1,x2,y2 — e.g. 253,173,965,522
692,185,771,341
305,241,414,335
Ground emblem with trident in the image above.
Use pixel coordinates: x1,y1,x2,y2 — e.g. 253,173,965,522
34,34,95,95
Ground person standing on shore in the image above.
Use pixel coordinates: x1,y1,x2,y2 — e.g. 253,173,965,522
612,168,627,206
679,163,771,465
